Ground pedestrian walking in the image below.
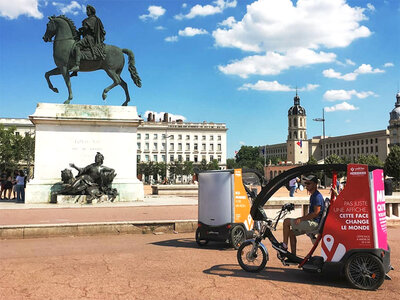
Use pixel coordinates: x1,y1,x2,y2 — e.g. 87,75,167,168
15,170,25,203
288,177,297,197
0,172,6,199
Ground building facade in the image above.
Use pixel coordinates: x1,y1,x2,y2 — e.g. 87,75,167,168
0,113,228,168
388,92,400,148
261,92,395,180
137,113,227,166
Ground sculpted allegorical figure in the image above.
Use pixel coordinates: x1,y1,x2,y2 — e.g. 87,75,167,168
59,152,118,200
70,5,106,74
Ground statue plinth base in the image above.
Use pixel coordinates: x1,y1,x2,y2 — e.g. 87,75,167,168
25,103,144,203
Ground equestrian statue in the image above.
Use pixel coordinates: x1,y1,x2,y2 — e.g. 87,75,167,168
42,5,141,106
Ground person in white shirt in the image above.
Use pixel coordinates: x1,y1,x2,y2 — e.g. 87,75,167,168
15,170,25,203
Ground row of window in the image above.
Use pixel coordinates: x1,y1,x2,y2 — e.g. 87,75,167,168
325,138,379,149
137,154,222,163
137,142,222,152
324,145,379,156
138,133,222,141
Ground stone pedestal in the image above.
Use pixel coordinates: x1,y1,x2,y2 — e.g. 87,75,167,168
25,103,144,203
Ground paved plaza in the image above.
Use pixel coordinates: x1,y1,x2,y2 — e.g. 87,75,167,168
0,227,399,300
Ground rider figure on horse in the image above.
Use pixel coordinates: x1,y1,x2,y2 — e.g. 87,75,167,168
70,5,106,73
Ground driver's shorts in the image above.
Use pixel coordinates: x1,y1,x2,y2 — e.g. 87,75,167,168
290,219,319,236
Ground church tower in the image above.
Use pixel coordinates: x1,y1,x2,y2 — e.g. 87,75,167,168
287,92,309,164
388,92,400,147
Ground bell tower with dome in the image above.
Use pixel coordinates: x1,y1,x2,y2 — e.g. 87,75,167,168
287,91,309,164
388,92,400,148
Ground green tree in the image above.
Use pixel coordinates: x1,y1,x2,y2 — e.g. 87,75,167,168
385,145,400,181
307,155,318,165
183,161,193,176
325,154,343,164
199,159,208,171
356,155,384,167
0,125,34,173
207,159,219,170
226,158,238,169
235,146,264,173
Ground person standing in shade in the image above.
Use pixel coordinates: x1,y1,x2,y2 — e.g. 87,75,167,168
15,170,25,203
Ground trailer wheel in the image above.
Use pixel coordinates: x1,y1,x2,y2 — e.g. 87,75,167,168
230,225,246,249
345,253,385,290
195,228,209,246
237,240,267,272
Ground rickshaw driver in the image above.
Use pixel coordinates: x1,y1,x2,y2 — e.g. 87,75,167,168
273,174,324,256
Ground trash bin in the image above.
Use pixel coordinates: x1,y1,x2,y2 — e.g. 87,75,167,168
384,178,393,196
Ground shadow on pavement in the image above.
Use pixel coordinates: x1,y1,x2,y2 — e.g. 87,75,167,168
0,198,23,204
203,263,350,289
151,238,236,251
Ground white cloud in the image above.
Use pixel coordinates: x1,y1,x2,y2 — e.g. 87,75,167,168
218,16,236,28
175,0,237,20
139,5,166,21
178,27,208,37
239,141,246,145
367,3,375,11
155,26,166,30
354,63,384,74
219,48,335,78
214,0,370,77
165,36,178,42
384,62,394,67
345,59,356,66
238,80,319,92
52,1,85,16
0,0,43,19
322,63,384,81
323,89,377,101
325,102,359,112
144,111,186,122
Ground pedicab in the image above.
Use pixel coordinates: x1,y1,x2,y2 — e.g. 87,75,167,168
196,169,264,249
237,164,393,290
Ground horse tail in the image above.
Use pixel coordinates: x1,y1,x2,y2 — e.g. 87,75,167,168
122,49,142,88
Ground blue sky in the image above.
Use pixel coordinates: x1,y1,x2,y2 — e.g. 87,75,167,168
0,0,399,158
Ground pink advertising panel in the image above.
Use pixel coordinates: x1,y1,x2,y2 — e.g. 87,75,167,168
370,169,388,250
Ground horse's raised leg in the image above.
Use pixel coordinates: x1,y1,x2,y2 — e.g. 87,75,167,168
120,77,131,106
45,67,61,93
61,66,73,104
102,70,121,101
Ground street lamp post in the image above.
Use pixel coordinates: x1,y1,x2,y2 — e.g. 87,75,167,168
313,109,326,163
165,132,173,182
313,108,326,186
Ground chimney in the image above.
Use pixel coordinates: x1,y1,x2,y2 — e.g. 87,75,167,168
152,114,156,122
147,112,153,122
163,113,169,123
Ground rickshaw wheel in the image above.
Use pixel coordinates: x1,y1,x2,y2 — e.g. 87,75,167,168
195,228,209,246
345,253,385,290
230,225,246,249
237,240,267,272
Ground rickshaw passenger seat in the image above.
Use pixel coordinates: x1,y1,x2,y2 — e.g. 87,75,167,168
307,198,331,243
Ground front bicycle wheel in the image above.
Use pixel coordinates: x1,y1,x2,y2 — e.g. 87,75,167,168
237,240,268,272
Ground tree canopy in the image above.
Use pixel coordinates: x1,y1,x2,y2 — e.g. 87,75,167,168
385,145,400,181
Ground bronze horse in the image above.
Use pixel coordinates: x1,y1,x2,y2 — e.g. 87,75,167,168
42,15,141,106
